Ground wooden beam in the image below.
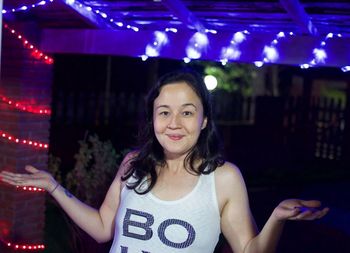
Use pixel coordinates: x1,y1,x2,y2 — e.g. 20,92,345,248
161,0,206,32
60,0,113,29
279,0,318,35
40,28,350,68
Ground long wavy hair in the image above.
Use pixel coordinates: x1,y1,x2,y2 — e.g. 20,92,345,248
122,69,224,194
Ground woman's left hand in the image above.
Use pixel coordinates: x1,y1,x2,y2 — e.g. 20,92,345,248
272,199,329,221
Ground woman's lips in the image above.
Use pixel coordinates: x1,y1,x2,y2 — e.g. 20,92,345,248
167,134,184,141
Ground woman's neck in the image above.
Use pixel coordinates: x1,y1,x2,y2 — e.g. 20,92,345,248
162,152,187,172
164,160,186,173
160,154,202,175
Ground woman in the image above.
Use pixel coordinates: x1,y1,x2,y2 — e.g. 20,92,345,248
0,70,328,253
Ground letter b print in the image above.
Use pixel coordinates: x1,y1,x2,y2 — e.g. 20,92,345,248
123,208,154,240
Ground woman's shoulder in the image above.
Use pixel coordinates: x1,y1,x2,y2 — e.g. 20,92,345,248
214,162,247,205
116,151,138,177
214,161,245,186
215,161,241,175
122,150,139,164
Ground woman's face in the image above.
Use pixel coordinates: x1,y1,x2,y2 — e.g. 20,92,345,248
153,82,207,159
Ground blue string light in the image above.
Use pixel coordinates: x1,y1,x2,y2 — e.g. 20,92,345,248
220,30,249,65
300,32,343,69
65,0,141,32
261,31,294,64
341,66,350,72
2,0,54,14
3,1,349,72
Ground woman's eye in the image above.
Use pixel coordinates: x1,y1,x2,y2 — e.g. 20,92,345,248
183,111,193,116
159,111,169,116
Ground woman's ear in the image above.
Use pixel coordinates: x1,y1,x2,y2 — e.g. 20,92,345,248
201,117,208,130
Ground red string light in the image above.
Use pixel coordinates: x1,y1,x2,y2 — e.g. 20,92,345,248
16,185,45,192
1,17,51,253
3,23,54,65
0,130,49,149
5,241,45,251
0,94,51,115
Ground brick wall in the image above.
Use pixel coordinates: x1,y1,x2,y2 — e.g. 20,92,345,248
0,22,52,251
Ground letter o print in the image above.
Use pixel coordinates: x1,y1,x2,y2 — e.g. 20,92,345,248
157,219,196,249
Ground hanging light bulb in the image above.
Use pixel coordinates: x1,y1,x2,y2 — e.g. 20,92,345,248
185,32,209,59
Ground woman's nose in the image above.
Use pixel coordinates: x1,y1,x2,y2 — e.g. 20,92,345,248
168,114,181,128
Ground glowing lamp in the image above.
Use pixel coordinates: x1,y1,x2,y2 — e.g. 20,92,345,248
204,75,218,91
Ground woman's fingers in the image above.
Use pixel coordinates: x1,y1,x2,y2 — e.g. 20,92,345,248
275,199,329,221
290,206,329,220
25,165,39,174
0,171,24,185
0,168,47,188
0,172,15,185
299,200,322,208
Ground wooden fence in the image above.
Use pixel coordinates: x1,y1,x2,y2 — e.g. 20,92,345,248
283,96,346,161
51,91,255,125
51,91,347,163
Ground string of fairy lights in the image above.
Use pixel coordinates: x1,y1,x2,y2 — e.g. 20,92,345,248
262,32,291,63
0,21,51,152
219,30,250,66
0,130,49,149
3,0,350,71
1,0,349,250
301,32,343,69
16,185,45,192
0,94,51,115
2,0,53,14
3,23,54,65
0,238,45,251
1,3,53,251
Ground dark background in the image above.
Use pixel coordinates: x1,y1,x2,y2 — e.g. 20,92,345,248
46,54,350,253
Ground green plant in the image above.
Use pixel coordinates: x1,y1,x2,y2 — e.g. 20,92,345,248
48,154,63,185
46,133,125,252
186,61,256,96
66,133,123,207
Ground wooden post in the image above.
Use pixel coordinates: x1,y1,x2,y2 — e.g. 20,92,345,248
0,22,52,251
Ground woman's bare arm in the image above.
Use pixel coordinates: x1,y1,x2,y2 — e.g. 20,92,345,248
0,152,135,243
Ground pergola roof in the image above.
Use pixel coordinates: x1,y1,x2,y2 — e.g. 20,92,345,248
3,0,350,68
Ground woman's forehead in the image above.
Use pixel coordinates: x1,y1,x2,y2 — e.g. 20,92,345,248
155,82,201,102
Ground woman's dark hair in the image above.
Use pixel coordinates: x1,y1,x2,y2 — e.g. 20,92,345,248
122,69,224,194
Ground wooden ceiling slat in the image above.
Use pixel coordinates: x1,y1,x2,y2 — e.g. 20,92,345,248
3,0,350,37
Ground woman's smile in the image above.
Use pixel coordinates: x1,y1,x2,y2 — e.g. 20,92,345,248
166,134,185,141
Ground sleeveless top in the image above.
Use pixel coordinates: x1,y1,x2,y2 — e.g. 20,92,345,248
109,171,221,253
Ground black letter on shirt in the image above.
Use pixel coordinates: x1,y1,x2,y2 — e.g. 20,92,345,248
120,246,150,253
123,208,154,240
158,219,196,248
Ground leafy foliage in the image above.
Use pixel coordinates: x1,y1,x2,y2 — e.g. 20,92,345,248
48,133,124,206
186,61,256,95
65,134,123,207
48,154,63,184
47,133,125,252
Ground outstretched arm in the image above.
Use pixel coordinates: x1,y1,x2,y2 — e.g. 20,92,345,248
0,152,134,243
217,163,329,253
244,199,329,253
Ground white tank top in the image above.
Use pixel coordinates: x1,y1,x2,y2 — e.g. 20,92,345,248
109,171,221,253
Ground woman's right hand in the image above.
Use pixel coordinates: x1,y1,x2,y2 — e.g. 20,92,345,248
0,165,58,193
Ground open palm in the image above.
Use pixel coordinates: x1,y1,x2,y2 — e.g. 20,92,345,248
273,199,329,221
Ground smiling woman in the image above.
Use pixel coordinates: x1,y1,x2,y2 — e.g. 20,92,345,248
0,69,329,253
153,83,207,160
